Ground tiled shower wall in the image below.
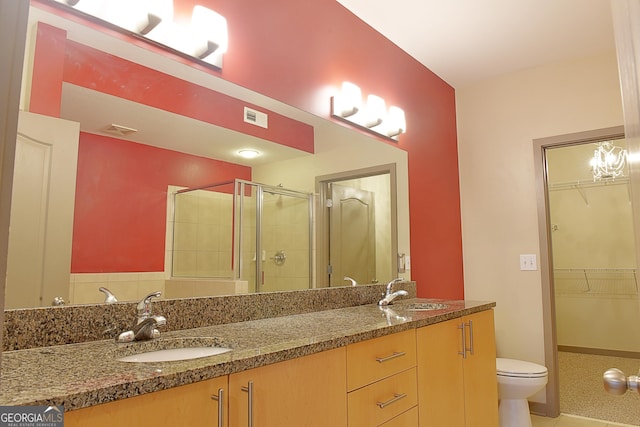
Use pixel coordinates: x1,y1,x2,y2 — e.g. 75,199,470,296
171,188,234,278
70,272,166,304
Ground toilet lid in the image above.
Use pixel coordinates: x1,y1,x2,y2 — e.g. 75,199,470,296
496,358,548,378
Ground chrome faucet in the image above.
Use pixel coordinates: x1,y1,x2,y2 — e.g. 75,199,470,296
378,278,408,306
116,291,166,343
136,290,161,324
99,287,118,304
343,276,357,286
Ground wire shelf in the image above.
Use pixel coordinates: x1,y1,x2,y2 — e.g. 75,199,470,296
554,268,638,295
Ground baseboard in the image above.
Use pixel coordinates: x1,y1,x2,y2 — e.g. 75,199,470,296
529,401,547,417
558,345,640,359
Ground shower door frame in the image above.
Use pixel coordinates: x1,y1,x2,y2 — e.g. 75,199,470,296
534,125,626,418
234,179,314,292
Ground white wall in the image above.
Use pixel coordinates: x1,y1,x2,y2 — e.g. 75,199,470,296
456,50,623,402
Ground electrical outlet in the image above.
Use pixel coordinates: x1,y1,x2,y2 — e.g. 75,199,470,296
520,254,537,271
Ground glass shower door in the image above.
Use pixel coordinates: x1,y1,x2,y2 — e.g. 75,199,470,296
235,180,312,293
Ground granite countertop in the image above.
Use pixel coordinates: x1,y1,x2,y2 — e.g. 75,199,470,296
0,298,494,411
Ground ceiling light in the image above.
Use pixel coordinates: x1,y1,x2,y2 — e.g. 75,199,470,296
590,141,627,181
238,149,260,159
101,123,138,137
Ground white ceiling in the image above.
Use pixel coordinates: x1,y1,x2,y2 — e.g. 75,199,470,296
337,0,616,88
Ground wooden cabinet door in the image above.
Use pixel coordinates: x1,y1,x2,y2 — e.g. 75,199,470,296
417,318,465,427
462,310,499,427
417,310,498,427
229,347,347,427
65,376,228,427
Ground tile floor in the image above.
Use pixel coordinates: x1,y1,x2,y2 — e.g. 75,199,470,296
532,414,637,427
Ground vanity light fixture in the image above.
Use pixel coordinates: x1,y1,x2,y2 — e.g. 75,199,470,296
363,95,386,128
385,106,407,138
330,82,407,141
238,149,260,159
332,82,362,118
590,141,627,181
51,0,228,69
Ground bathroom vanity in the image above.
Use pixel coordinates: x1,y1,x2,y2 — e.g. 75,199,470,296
0,285,497,426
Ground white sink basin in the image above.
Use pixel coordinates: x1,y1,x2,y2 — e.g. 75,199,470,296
403,302,449,311
117,346,232,363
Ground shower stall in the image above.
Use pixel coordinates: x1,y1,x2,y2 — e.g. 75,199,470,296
170,179,313,294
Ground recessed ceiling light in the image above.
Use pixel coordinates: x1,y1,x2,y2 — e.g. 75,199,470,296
238,149,260,159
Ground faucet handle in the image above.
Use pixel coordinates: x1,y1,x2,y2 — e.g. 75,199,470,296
386,277,405,292
136,291,162,321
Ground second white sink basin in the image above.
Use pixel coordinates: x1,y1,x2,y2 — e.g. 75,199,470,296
402,302,449,311
117,346,232,363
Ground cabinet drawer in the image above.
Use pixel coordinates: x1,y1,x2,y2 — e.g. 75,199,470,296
347,367,417,426
347,329,416,391
380,407,418,426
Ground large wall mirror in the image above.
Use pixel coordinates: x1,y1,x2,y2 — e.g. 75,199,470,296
6,3,410,309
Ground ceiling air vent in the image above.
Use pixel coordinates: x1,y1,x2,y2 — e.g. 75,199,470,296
244,107,268,129
101,124,138,137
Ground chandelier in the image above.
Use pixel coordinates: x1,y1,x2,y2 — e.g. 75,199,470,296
590,141,627,181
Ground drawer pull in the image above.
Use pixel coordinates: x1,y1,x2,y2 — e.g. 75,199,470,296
210,388,224,427
375,351,406,363
458,323,466,359
467,320,475,356
376,393,407,409
241,381,254,427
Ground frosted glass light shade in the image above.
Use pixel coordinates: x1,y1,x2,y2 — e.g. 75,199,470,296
386,106,406,138
364,95,386,128
192,6,229,56
53,0,227,69
333,82,362,118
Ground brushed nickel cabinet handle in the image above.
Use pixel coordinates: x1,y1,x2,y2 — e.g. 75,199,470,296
376,351,406,363
241,381,254,427
467,320,475,356
210,388,224,427
376,392,407,409
458,322,467,358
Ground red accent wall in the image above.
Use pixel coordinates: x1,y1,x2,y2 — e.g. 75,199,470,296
172,0,465,299
62,41,314,153
29,22,66,116
72,132,251,272
31,0,464,298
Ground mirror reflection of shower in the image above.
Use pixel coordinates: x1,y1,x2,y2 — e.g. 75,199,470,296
170,179,313,295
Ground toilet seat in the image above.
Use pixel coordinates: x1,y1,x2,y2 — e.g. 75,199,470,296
497,358,547,378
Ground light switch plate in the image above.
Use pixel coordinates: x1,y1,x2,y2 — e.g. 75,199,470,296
520,254,537,271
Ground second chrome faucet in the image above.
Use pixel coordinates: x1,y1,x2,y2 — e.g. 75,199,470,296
378,278,408,306
116,291,166,342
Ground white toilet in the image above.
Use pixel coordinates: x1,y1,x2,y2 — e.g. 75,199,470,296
496,358,548,427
